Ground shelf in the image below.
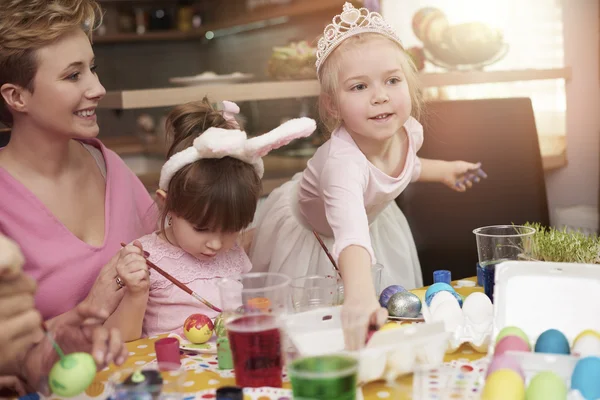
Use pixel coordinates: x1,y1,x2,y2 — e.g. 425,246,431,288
93,0,344,44
99,68,572,110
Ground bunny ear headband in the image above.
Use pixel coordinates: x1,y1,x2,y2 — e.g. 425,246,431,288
159,101,317,191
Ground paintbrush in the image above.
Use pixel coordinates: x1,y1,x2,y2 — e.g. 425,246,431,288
42,321,65,359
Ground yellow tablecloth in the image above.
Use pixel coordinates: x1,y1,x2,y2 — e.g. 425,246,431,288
54,278,487,400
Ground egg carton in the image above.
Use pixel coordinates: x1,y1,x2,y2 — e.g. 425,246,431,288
422,290,493,353
281,306,450,384
489,260,600,398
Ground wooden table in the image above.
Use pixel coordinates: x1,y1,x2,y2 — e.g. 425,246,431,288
58,279,488,400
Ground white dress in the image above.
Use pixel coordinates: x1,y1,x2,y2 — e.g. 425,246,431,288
250,117,424,290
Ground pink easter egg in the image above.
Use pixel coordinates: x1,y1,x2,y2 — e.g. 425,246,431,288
486,354,525,381
495,335,531,356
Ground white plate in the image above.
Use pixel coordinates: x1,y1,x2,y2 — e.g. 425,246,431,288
169,72,254,86
168,333,217,354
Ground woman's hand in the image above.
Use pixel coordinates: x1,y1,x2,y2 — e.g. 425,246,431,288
115,241,149,295
81,251,126,317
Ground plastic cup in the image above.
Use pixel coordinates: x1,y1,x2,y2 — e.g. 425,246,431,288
217,272,291,388
289,354,358,400
473,225,536,302
109,362,186,400
154,337,181,369
291,275,338,312
335,263,383,305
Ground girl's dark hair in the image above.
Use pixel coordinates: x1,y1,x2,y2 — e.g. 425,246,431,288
160,97,262,236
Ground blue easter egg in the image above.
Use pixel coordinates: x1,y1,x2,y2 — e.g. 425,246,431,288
451,291,463,307
379,285,406,307
534,329,570,355
425,282,455,306
572,356,600,400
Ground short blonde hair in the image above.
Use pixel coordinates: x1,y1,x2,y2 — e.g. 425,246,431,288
318,33,424,135
0,0,102,126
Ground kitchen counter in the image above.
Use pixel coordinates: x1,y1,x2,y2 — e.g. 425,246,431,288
101,134,566,196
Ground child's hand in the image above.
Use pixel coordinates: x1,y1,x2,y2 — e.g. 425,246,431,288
441,161,487,192
341,294,388,350
115,241,149,295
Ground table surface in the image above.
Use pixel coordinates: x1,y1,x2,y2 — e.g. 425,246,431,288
47,278,488,400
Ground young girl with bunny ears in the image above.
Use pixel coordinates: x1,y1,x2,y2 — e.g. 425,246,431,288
112,98,315,340
249,2,486,349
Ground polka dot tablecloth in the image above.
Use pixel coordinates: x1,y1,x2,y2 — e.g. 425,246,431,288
44,279,488,400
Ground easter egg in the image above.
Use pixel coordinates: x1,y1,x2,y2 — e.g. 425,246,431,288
213,313,227,338
571,356,600,400
49,352,97,397
495,335,530,356
428,290,458,315
482,369,525,400
379,322,403,332
462,292,493,325
387,292,421,318
485,354,524,380
496,326,529,346
379,285,406,307
574,329,600,345
184,313,214,344
534,329,570,355
573,334,600,357
526,371,567,400
408,288,426,304
425,282,455,306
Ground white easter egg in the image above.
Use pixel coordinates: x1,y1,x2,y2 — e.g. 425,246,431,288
462,292,493,325
572,335,600,357
429,290,458,316
431,299,464,332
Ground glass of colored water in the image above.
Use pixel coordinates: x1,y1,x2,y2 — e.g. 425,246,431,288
291,275,338,312
473,225,536,301
288,354,358,400
217,272,291,388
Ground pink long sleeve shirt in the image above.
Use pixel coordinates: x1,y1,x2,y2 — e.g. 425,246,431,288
297,117,424,263
0,139,158,319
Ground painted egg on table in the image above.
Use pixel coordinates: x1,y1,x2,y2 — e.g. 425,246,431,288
571,356,600,400
213,313,227,338
572,334,600,357
184,313,214,344
425,282,455,306
49,352,97,397
526,371,567,400
574,329,600,344
534,329,570,355
485,354,524,380
387,292,421,318
462,292,493,325
496,326,530,346
379,285,406,307
495,335,531,356
482,369,525,400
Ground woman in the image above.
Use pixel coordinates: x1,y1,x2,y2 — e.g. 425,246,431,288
0,0,157,325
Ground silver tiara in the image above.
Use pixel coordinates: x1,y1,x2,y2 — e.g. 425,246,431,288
315,2,403,79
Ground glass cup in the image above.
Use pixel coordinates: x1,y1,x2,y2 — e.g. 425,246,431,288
473,225,536,301
217,272,291,388
288,354,358,400
109,362,186,400
291,275,338,312
335,263,383,305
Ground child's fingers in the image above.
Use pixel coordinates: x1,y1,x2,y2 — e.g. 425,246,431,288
475,168,488,179
454,182,466,192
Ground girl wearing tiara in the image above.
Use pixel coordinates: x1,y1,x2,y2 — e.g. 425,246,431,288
111,98,315,340
250,2,485,348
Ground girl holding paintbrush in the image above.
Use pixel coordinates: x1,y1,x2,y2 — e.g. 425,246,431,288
249,2,487,349
112,98,316,340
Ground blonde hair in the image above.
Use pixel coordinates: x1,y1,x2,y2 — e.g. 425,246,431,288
317,33,424,135
0,0,103,126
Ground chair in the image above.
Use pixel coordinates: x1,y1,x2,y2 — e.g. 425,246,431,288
397,98,550,285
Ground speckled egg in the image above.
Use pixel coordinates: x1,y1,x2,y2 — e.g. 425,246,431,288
534,329,570,355
571,356,600,400
495,335,531,356
425,282,456,306
496,326,530,346
379,285,406,307
485,354,524,380
482,369,525,400
525,371,567,400
387,291,421,318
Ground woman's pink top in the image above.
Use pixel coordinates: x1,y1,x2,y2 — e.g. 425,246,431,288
138,232,252,337
297,117,424,263
0,139,158,319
